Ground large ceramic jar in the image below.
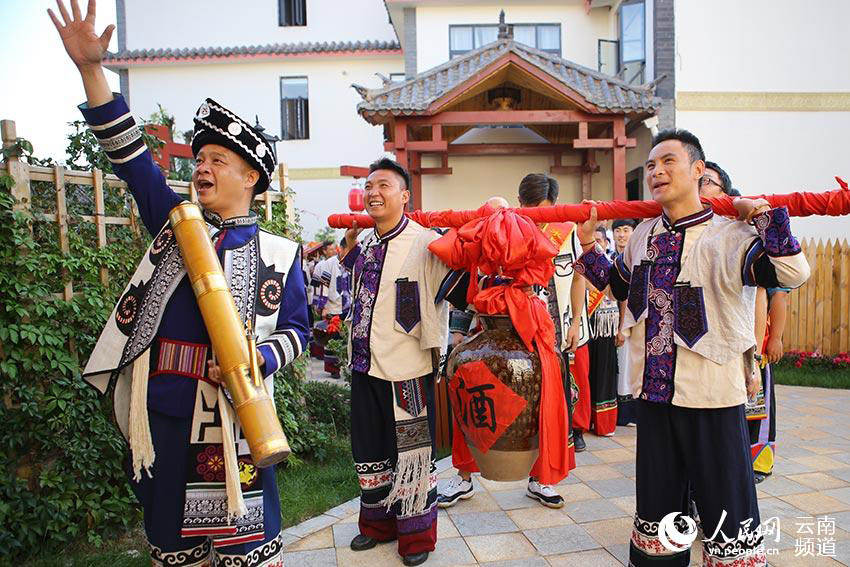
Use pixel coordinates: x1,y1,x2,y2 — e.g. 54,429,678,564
446,314,545,481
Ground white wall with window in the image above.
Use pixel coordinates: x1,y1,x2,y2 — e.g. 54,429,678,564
414,4,616,73
124,56,403,237
122,0,396,49
674,0,850,239
449,23,561,58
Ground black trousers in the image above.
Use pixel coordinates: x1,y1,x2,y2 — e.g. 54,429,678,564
350,371,438,556
630,400,765,566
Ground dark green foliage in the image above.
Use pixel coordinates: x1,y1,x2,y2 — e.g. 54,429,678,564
0,173,145,558
304,380,352,436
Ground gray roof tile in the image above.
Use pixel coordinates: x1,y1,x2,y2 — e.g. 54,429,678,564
355,39,659,120
104,40,401,64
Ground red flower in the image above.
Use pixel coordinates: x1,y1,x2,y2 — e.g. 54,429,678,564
327,315,342,334
794,360,803,368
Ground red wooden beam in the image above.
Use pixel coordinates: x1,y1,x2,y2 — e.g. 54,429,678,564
340,165,370,178
572,137,637,149
145,124,193,171
433,143,574,156
405,110,613,126
612,118,627,201
406,140,449,152
420,167,453,175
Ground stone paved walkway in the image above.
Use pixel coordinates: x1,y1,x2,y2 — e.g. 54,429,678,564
281,383,850,566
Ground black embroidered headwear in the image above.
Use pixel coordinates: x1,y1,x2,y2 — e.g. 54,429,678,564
191,98,277,194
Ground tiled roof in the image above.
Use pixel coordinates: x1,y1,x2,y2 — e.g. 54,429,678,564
354,39,659,120
104,40,401,64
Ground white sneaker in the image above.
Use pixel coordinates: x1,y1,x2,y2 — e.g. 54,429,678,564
527,478,564,508
437,475,474,508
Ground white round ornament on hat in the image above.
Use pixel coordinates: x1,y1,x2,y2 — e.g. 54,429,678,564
256,144,267,158
228,122,243,136
197,103,210,118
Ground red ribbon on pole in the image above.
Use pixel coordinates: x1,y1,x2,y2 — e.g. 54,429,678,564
327,178,850,229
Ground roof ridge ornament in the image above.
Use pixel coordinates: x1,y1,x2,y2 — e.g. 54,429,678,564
497,10,513,40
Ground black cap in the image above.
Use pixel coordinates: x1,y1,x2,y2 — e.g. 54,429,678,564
191,98,277,194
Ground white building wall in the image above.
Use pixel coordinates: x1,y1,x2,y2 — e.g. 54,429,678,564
675,0,850,240
122,0,397,50
414,4,616,73
126,56,402,237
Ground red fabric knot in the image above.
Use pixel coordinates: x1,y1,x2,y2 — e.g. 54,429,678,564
429,209,570,484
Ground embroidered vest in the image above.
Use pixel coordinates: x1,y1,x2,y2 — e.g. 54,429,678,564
83,219,299,438
621,215,759,366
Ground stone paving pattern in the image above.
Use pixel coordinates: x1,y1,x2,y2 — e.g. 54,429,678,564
287,375,850,566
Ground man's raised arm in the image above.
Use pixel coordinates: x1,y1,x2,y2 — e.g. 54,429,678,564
49,0,181,234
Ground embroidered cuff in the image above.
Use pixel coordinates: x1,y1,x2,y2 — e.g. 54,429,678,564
78,94,146,165
753,207,802,257
575,246,612,291
341,244,361,270
257,344,278,377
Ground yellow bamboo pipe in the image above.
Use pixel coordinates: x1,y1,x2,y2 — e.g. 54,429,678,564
169,203,290,467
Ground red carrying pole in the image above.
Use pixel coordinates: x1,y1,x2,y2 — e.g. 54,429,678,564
327,178,850,229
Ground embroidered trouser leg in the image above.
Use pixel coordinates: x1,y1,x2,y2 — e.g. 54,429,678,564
351,370,438,556
128,410,283,567
587,336,619,435
631,401,765,567
748,364,776,475
570,344,591,432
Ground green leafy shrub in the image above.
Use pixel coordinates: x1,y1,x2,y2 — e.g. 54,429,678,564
304,381,351,436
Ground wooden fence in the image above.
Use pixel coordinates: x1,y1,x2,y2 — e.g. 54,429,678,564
786,238,850,356
1,119,295,298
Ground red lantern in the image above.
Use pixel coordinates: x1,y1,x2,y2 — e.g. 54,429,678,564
348,184,365,212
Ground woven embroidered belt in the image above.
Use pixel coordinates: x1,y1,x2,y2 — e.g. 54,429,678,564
150,338,210,382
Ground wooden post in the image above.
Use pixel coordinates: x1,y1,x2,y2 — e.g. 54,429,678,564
410,152,422,211
189,181,198,203
840,239,850,353
54,165,73,301
278,163,294,227
92,168,109,286
581,150,595,201
1,120,31,212
612,118,627,201
830,240,842,354
823,240,834,354
805,240,817,352
393,120,408,170
264,186,273,223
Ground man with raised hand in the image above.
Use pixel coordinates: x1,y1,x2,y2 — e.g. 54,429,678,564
49,1,309,565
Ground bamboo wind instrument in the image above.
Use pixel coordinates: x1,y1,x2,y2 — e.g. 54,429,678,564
327,181,850,229
169,203,290,467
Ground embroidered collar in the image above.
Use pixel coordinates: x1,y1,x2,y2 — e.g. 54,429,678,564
661,207,713,232
375,215,409,243
202,208,259,229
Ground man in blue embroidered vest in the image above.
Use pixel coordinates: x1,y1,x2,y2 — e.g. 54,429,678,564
339,158,467,566
573,129,809,566
49,2,309,565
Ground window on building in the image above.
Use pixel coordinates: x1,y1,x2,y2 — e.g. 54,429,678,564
449,23,561,58
279,0,306,27
389,73,406,83
280,77,309,140
619,0,645,84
